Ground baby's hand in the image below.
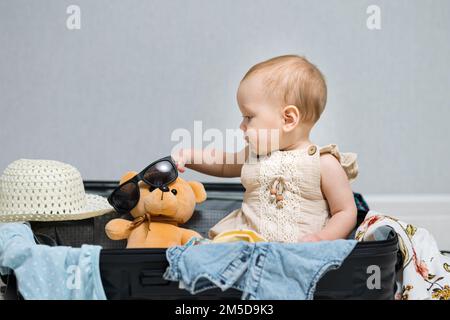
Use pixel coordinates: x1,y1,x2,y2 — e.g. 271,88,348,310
171,149,191,173
299,233,323,243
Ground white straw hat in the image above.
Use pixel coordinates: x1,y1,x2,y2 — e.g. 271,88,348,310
0,159,114,222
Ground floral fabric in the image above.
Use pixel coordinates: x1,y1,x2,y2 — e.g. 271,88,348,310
356,211,450,300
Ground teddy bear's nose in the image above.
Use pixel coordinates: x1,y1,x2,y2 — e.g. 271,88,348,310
158,185,170,200
159,186,170,192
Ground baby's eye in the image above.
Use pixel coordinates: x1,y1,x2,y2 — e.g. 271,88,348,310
243,116,253,121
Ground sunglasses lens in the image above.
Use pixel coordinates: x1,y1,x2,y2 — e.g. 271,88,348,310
143,160,177,187
110,181,139,212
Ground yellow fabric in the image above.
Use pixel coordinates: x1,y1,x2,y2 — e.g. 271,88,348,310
208,144,358,243
212,229,267,243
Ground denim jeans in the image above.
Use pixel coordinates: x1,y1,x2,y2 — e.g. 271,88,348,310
163,237,357,300
0,223,106,300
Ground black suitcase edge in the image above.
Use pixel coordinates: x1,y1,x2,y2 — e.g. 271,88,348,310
97,232,399,300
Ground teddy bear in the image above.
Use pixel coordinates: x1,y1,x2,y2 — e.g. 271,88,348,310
105,171,207,248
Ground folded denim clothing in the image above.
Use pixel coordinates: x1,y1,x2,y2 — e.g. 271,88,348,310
356,210,450,300
0,222,106,300
163,237,357,299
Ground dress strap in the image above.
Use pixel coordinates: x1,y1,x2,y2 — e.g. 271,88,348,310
319,144,359,183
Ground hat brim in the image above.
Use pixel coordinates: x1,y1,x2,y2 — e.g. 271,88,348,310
0,194,114,222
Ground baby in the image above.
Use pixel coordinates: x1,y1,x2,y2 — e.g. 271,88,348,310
173,55,359,243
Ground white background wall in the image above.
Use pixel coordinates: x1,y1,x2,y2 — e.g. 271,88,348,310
0,0,450,193
1,1,449,247
1,0,449,194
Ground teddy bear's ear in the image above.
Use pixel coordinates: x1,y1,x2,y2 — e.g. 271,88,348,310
188,181,207,203
120,171,138,185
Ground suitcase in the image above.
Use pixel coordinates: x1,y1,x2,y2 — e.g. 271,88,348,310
1,181,401,300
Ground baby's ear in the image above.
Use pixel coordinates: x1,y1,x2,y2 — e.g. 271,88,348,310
188,181,207,203
119,171,138,185
282,105,301,130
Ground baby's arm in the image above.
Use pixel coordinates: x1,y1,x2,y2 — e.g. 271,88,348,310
172,145,249,178
300,153,357,242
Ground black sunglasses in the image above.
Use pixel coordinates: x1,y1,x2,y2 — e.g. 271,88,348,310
107,156,178,214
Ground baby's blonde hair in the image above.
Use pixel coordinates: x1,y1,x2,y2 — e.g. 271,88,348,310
241,55,327,123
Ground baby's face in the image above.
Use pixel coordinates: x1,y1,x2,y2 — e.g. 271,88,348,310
237,74,284,155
